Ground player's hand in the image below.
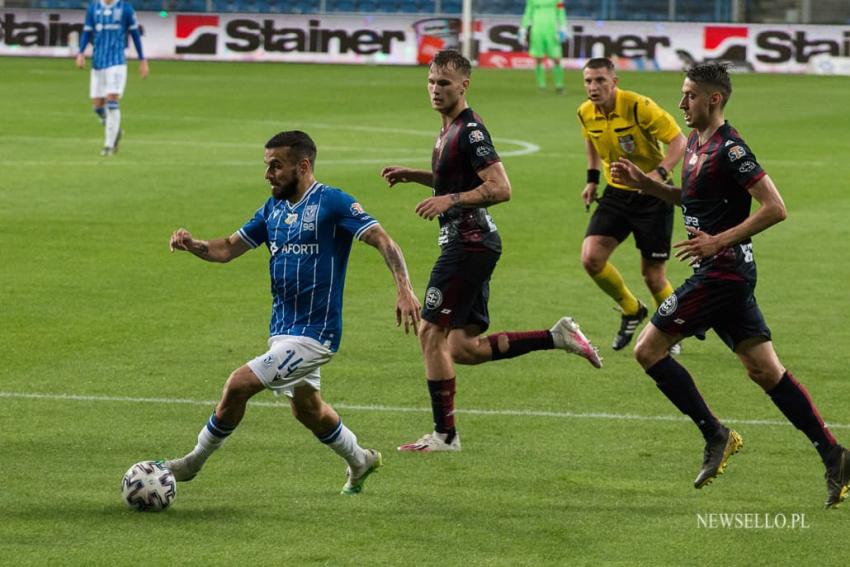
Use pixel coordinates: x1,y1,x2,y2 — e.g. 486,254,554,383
381,166,411,187
415,195,454,220
75,53,85,69
610,158,650,190
169,228,195,252
396,287,421,335
581,183,598,212
673,226,722,265
139,60,149,79
558,27,568,43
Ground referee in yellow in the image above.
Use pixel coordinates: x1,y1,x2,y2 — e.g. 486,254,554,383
577,57,686,352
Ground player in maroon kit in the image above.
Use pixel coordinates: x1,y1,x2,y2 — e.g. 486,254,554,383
382,50,602,453
611,61,849,508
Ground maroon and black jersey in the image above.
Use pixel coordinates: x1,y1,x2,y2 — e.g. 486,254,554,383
680,121,766,281
431,107,502,253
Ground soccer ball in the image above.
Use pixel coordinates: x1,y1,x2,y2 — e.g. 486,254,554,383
121,461,177,512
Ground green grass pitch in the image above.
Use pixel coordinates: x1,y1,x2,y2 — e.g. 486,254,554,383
1,56,849,565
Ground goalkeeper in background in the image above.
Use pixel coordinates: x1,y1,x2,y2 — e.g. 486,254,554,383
520,0,568,93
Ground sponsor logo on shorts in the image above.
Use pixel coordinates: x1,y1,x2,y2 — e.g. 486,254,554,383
475,146,491,157
469,130,485,143
467,122,478,127
728,146,746,161
659,294,678,317
651,252,668,259
350,202,365,216
262,354,274,366
724,140,735,147
425,287,443,310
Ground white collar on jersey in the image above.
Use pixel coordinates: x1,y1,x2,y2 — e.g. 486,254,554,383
285,181,320,210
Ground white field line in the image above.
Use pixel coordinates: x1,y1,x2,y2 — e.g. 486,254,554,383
0,116,541,158
2,391,848,430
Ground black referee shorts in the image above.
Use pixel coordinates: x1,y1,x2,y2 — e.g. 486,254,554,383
651,272,772,351
586,185,674,261
421,247,500,332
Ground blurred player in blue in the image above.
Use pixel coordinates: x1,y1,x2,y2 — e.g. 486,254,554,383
382,50,601,453
611,62,850,508
163,131,421,495
75,0,149,156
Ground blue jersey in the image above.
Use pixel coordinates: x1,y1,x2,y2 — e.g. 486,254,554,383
237,182,379,352
80,0,143,70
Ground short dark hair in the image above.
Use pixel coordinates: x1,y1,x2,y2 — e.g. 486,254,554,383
430,49,471,77
265,130,317,167
685,61,733,107
583,57,615,73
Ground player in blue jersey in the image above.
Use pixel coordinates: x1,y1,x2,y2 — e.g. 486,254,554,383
75,0,149,156
162,131,421,495
611,62,850,508
382,50,602,453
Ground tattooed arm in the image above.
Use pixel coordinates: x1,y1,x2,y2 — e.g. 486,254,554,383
360,225,421,335
169,228,251,263
414,161,511,220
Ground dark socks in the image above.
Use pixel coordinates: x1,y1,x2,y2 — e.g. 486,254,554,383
646,356,722,440
767,371,837,462
487,330,554,361
427,378,456,442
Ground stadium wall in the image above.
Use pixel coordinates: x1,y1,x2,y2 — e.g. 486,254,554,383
2,9,850,74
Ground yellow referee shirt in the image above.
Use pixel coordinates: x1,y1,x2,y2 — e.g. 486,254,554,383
577,89,682,191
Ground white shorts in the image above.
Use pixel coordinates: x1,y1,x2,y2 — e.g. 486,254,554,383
247,335,334,398
90,65,127,99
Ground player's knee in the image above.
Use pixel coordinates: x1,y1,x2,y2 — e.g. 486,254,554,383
418,322,445,354
581,253,604,275
290,403,321,428
222,368,260,402
633,338,662,369
449,340,479,365
744,365,780,390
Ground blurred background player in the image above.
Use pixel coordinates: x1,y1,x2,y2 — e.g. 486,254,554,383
382,50,601,453
164,131,421,495
75,0,149,156
519,0,568,93
611,62,850,508
577,57,686,351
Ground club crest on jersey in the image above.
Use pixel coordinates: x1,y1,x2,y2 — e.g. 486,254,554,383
350,202,365,216
469,130,485,143
689,153,699,165
424,287,443,310
728,146,745,161
302,205,318,223
618,134,636,154
285,213,298,225
659,294,678,317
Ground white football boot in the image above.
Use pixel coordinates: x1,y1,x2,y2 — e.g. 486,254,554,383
397,431,461,452
341,449,383,495
550,316,603,369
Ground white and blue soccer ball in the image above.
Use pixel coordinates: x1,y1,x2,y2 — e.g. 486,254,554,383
121,461,176,512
